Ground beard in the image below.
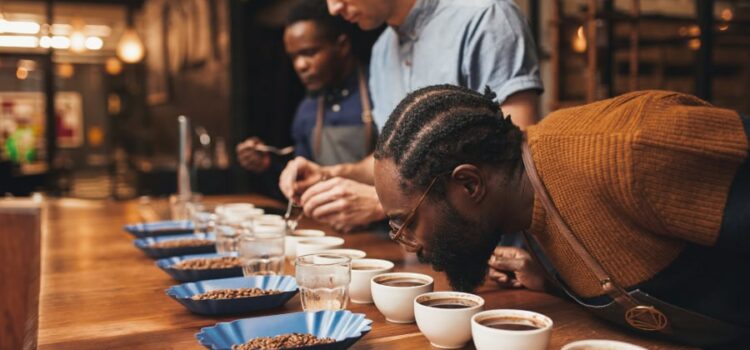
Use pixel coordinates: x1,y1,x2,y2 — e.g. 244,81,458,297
417,201,501,292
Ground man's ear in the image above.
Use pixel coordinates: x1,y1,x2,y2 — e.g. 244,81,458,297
450,164,485,203
336,34,352,56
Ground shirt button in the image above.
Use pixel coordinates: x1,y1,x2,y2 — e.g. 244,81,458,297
341,89,349,97
332,104,341,112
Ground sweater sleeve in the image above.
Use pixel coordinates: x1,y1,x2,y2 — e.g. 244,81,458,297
629,92,749,246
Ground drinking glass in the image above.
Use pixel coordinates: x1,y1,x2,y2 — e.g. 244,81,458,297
213,205,263,253
295,253,351,311
191,208,216,235
169,193,203,220
239,225,286,276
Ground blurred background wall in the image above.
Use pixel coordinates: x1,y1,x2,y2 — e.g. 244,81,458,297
0,0,747,199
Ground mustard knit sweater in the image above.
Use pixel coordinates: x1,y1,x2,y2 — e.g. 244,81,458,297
526,90,749,298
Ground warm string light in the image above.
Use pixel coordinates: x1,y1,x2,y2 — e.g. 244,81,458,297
572,25,587,53
105,57,123,75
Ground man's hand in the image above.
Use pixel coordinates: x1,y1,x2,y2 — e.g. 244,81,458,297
279,157,327,201
236,137,271,173
487,246,546,291
300,177,386,233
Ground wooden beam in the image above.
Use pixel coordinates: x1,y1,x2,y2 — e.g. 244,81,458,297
550,0,561,111
629,0,640,91
695,0,714,101
587,0,598,102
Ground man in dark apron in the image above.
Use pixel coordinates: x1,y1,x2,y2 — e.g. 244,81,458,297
237,0,375,180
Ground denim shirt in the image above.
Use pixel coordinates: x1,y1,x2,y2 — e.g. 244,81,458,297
369,0,543,131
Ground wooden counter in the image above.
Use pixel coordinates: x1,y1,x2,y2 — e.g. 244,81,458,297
37,195,695,349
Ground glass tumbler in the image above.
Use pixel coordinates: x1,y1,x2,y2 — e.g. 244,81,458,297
295,253,351,311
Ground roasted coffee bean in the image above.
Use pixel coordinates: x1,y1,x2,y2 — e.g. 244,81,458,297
150,239,214,249
172,257,241,270
191,288,281,300
232,333,335,350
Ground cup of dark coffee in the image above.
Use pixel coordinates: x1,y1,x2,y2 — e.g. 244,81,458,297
471,309,553,350
414,292,484,349
371,272,434,323
349,259,394,304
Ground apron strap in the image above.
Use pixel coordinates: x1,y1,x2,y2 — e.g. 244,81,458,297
521,136,669,332
357,64,375,154
312,64,374,161
313,95,325,160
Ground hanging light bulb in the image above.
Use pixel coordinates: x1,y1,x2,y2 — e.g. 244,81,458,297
572,25,587,53
117,6,144,64
117,28,144,63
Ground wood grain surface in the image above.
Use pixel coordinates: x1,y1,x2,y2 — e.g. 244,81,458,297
36,195,697,350
1,199,42,350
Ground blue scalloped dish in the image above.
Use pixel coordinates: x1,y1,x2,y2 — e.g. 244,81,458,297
156,252,243,282
134,233,216,259
196,310,372,350
124,220,195,238
166,275,298,315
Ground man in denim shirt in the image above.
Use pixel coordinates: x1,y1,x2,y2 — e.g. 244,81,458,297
279,0,543,232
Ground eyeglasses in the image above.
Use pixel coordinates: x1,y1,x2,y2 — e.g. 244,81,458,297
388,175,442,251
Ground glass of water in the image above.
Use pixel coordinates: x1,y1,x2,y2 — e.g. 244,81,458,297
214,206,264,253
295,253,351,311
239,225,286,276
189,204,216,235
170,193,203,220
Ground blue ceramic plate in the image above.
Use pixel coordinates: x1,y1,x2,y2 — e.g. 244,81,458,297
134,233,216,259
196,310,372,350
124,220,194,238
156,252,243,282
166,275,298,315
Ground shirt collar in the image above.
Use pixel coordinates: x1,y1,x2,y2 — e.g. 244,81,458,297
306,68,361,101
394,0,438,41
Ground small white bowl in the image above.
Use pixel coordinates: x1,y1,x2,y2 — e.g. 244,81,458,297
319,249,366,260
471,309,553,350
255,214,285,226
562,340,647,350
415,292,484,349
371,272,434,323
284,229,326,258
295,236,345,257
349,259,394,304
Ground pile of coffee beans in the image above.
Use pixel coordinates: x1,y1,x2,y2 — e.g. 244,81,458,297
172,257,241,270
191,288,281,300
150,239,214,249
232,333,335,350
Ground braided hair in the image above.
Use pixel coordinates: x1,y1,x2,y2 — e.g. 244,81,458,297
374,84,523,195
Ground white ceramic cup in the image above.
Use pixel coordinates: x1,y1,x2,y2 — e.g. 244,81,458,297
349,259,394,304
471,309,553,350
284,229,326,258
371,272,434,323
562,340,647,350
295,236,345,257
414,291,485,349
